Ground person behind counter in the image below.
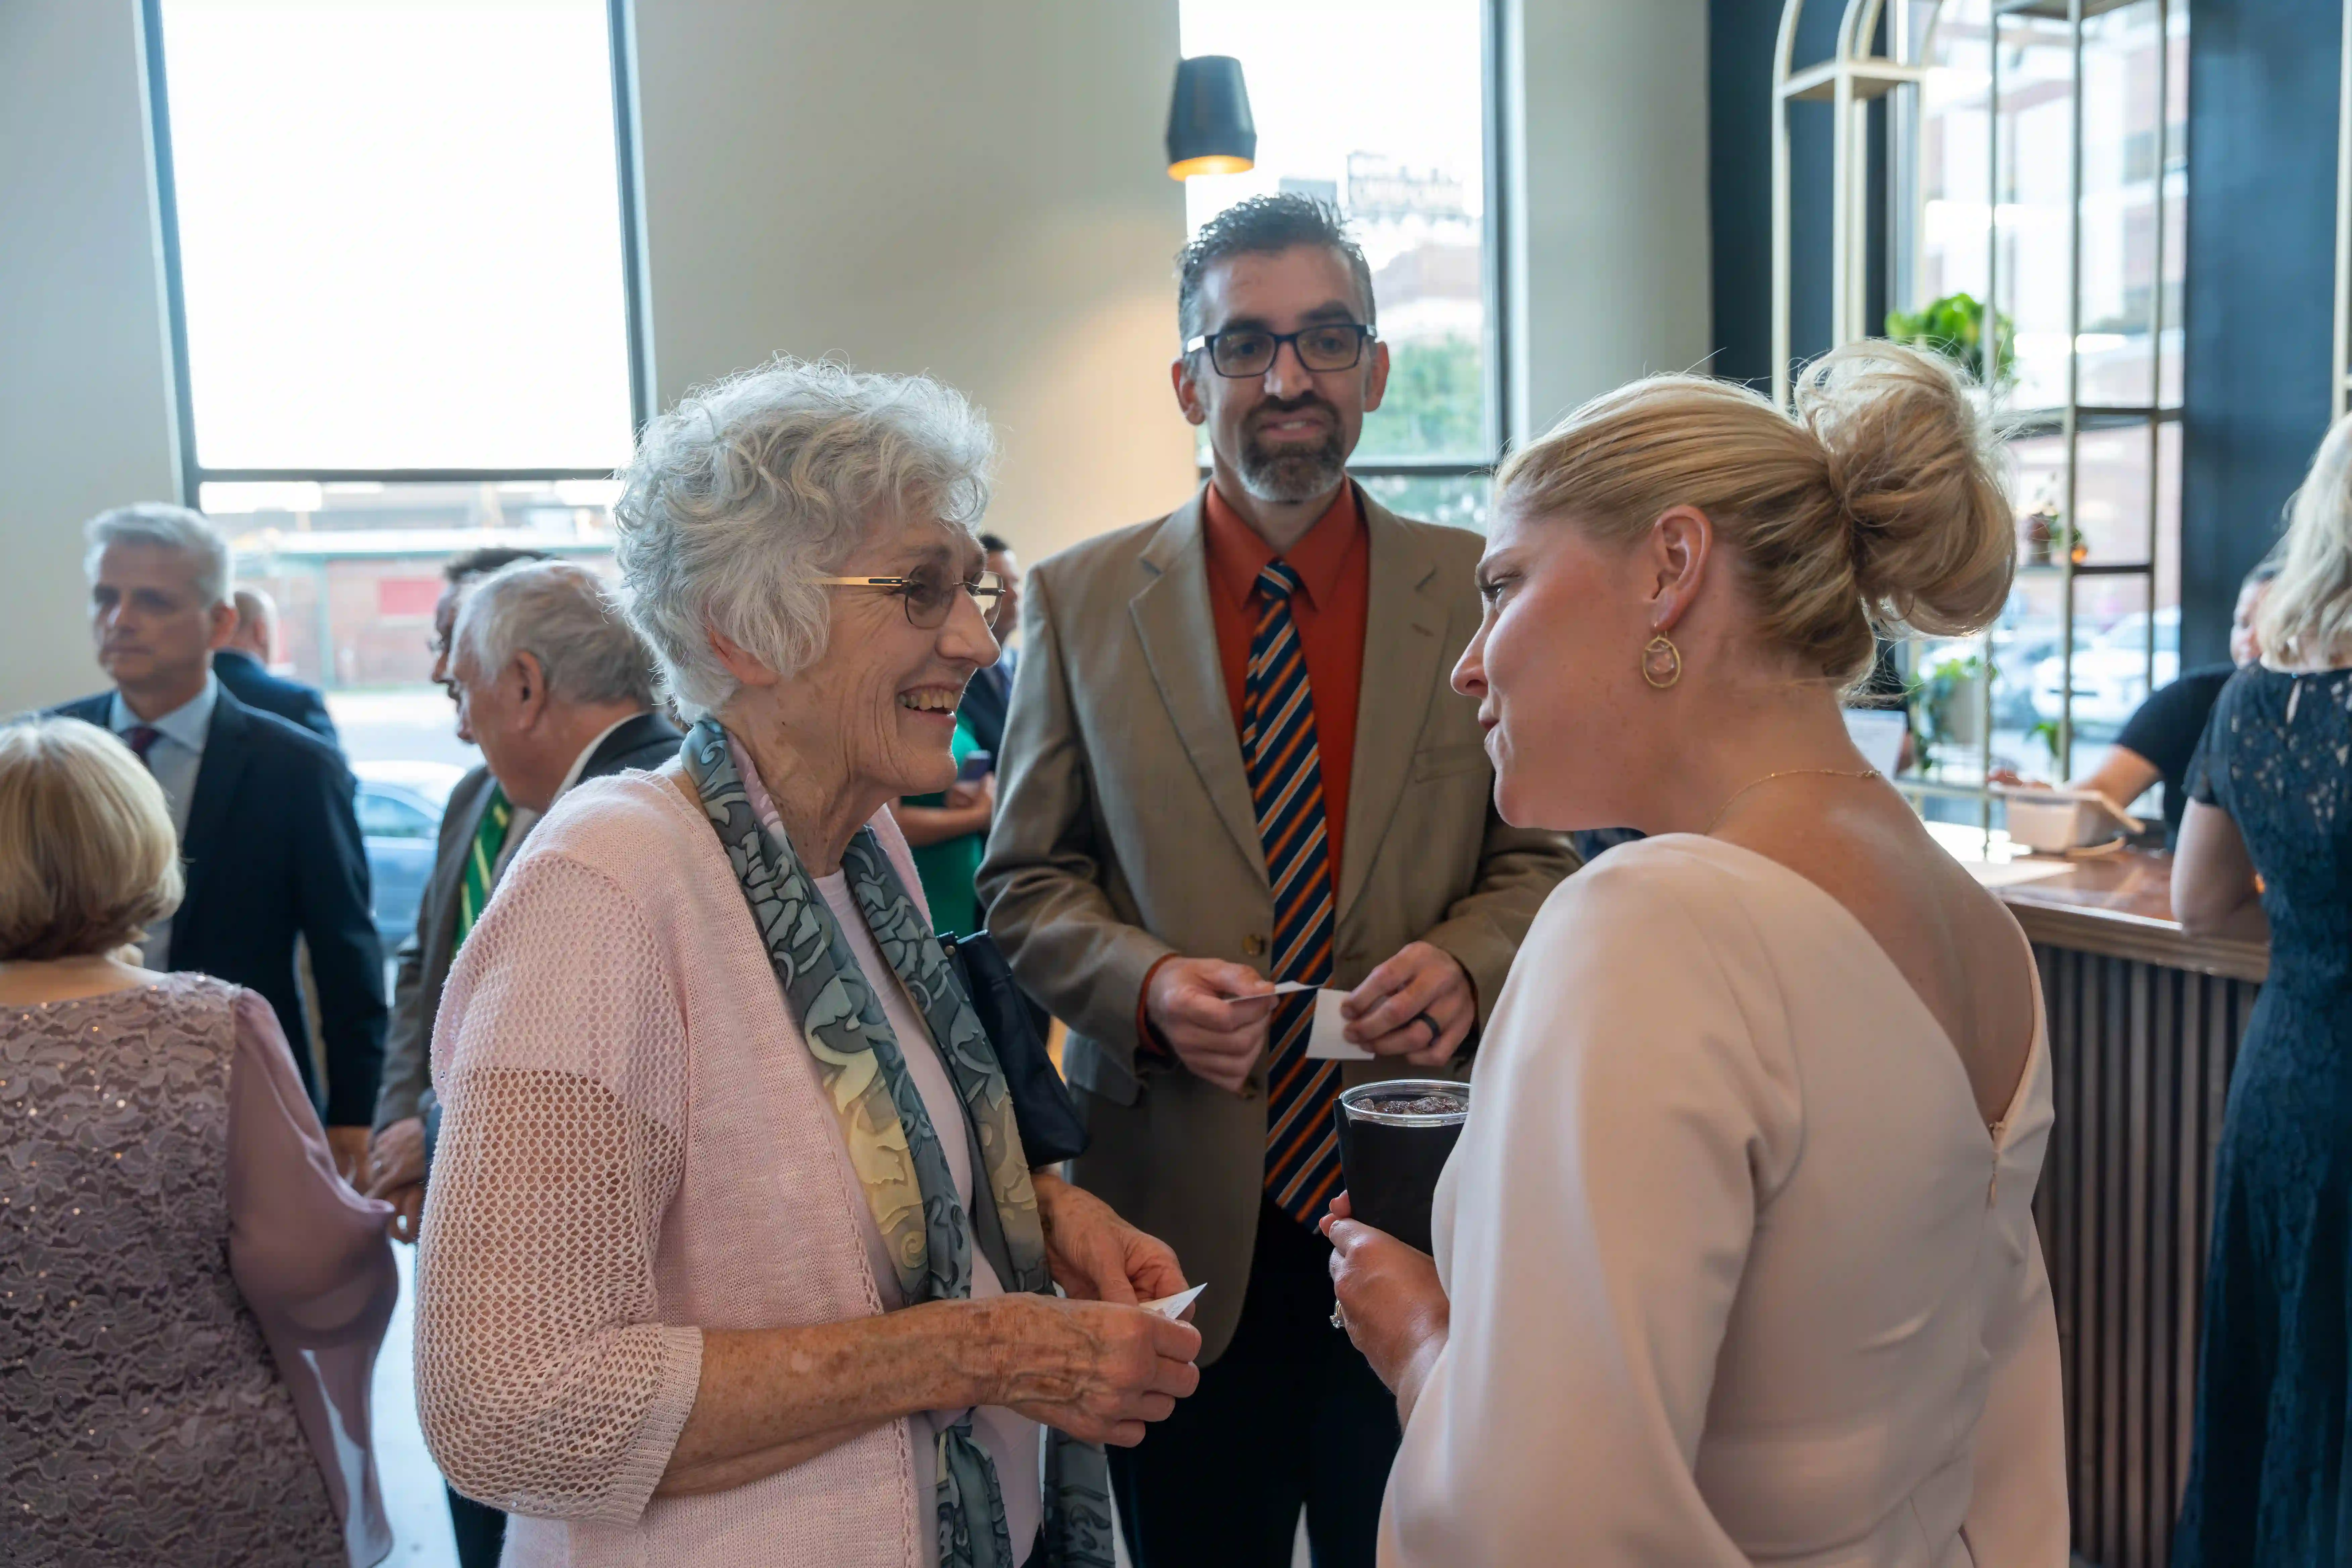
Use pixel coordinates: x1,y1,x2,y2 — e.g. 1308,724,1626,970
2171,414,2352,1564
1993,561,2276,845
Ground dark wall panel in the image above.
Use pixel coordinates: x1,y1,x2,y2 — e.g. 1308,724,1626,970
2180,0,2341,666
1709,0,1886,391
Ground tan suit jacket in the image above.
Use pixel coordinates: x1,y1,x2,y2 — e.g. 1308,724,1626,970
978,485,1578,1360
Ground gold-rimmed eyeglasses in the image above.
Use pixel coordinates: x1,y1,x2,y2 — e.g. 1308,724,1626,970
818,571,1007,630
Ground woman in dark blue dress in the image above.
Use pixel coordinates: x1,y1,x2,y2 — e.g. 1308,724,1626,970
2174,415,2352,1566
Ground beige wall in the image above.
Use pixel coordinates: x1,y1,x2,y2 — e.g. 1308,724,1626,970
0,0,181,715
631,1,1201,565
1507,0,1713,440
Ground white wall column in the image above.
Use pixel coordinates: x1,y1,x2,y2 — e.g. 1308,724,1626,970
629,0,1203,564
1504,0,1713,442
0,0,180,714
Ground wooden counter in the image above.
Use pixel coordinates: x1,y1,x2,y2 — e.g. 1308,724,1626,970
1934,829,2266,1568
1991,849,2269,985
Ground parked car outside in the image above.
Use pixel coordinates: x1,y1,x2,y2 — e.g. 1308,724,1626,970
353,760,466,952
2031,607,2181,734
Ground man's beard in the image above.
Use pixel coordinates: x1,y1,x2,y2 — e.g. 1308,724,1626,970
1235,395,1349,504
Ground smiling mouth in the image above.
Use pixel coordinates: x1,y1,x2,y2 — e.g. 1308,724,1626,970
898,688,961,713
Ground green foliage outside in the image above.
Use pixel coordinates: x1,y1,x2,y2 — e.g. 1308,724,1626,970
1883,293,2015,387
1357,335,1485,460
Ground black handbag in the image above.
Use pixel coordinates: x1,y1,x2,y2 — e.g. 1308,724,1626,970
938,929,1090,1166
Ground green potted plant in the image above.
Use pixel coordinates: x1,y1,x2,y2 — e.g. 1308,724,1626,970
1906,651,1989,771
1884,293,2016,388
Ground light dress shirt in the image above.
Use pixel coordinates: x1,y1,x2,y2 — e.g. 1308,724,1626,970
107,674,219,969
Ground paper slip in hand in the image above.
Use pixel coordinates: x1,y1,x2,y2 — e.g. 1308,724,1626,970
1141,1283,1207,1320
1267,981,1318,996
1307,988,1375,1061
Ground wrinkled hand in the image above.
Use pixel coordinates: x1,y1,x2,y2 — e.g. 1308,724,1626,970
1321,1193,1450,1400
1145,957,1276,1095
365,1117,428,1243
325,1125,371,1186
1033,1170,1188,1308
979,1294,1203,1448
1342,942,1473,1066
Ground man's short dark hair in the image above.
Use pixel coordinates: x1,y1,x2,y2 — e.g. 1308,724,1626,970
443,545,553,586
1176,194,1376,345
978,532,1013,556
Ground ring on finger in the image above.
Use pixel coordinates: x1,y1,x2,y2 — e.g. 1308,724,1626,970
1412,1011,1441,1048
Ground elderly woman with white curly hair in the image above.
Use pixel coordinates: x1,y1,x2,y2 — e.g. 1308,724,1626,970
414,359,1201,1568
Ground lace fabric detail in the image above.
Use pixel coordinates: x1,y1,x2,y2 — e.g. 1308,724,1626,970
416,848,702,1524
0,975,344,1567
2198,667,2352,989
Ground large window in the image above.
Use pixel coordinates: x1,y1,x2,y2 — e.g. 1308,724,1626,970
144,0,642,755
1176,0,1502,530
1896,0,2187,807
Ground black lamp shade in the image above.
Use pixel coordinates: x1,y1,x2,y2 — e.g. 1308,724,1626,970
1166,55,1256,180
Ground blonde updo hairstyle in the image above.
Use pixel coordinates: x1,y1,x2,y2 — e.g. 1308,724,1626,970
0,717,183,962
1495,341,2016,689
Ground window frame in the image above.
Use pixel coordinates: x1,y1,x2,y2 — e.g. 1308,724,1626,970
139,0,653,502
1193,0,1512,493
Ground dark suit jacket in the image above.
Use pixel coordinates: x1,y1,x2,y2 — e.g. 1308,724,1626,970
52,686,386,1125
959,648,1018,759
210,648,340,745
374,709,684,1135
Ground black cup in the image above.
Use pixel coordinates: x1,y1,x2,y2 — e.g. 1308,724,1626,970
1333,1079,1470,1254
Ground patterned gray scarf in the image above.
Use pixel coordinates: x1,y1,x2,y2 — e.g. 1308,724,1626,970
681,720,1112,1567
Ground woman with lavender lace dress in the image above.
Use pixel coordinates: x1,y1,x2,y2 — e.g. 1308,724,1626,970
0,716,397,1568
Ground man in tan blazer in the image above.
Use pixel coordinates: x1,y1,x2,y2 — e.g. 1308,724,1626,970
980,194,1576,1568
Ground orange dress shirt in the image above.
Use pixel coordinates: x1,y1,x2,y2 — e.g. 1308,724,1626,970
1199,479,1369,874
1138,481,1371,1049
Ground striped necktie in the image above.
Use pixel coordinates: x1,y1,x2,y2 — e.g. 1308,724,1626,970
1243,561,1342,1228
454,784,513,949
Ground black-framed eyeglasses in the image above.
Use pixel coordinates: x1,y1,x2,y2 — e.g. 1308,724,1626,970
819,570,1007,629
1183,322,1376,379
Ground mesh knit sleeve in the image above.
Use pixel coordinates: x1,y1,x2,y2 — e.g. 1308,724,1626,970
414,848,703,1524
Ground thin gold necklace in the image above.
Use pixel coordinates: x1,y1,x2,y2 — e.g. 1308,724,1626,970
1705,767,1882,835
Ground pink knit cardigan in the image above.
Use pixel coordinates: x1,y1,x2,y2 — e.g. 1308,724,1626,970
415,770,932,1568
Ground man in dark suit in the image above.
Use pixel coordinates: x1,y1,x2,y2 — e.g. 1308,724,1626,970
362,557,677,1568
52,504,384,1175
213,585,339,744
957,530,1024,758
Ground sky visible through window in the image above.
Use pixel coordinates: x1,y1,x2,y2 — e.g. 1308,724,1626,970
1177,0,1492,473
157,0,635,474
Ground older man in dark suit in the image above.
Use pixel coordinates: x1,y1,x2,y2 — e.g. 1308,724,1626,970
50,504,384,1174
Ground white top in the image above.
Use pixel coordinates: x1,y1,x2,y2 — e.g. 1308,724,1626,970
1380,834,2066,1567
815,871,1042,1567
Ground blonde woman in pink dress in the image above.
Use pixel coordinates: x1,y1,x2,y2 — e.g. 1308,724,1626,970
1324,343,2068,1565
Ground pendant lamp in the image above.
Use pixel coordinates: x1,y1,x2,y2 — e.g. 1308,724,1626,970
1165,55,1256,180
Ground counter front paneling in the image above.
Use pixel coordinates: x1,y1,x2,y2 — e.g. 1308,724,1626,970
1941,831,2265,1568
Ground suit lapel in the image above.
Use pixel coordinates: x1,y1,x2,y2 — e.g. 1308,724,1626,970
176,690,256,933
1128,490,1269,887
1338,494,1448,926
424,770,497,987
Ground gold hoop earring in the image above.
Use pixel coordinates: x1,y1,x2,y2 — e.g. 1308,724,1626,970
1641,635,1682,689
